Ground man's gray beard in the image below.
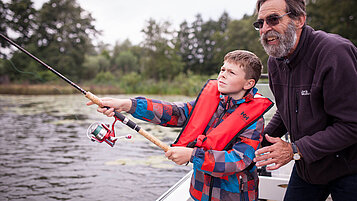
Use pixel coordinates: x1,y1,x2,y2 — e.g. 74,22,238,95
260,22,297,58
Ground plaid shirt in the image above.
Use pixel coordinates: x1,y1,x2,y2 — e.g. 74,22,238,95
129,88,264,201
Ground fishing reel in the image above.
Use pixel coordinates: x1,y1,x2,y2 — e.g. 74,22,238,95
86,117,132,147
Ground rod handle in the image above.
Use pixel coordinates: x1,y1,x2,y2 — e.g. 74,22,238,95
85,91,103,107
138,128,170,152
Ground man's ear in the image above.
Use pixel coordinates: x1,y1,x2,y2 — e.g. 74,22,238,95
244,79,256,90
295,15,306,29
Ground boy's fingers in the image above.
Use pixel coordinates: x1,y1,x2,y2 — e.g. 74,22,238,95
97,107,107,113
86,101,94,106
104,108,114,116
100,100,110,107
101,99,116,108
165,149,175,160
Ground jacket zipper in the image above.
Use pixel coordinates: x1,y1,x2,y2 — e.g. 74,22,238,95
286,61,295,142
240,175,244,192
295,90,299,133
208,176,214,201
208,97,230,200
217,97,230,126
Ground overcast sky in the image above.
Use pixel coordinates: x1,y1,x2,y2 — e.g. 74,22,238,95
31,0,257,46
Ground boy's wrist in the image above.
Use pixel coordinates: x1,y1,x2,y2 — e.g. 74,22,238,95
127,98,137,114
189,147,198,163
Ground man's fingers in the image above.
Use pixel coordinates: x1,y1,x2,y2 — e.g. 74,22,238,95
266,163,282,171
265,134,281,144
254,152,271,162
256,158,275,167
254,136,293,170
255,146,272,155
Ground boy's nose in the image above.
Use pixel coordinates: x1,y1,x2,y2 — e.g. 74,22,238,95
219,72,226,79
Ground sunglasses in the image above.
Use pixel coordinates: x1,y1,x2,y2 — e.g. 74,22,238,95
253,12,291,30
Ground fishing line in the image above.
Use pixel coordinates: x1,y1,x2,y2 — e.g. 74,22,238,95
6,58,41,79
3,51,81,121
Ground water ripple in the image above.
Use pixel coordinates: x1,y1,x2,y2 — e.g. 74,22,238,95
0,95,192,201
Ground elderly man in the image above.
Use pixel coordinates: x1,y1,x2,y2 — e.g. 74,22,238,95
253,0,357,200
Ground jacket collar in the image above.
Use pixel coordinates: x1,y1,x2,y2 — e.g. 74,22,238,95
219,87,258,108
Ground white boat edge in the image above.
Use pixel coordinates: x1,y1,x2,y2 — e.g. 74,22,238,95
157,162,294,201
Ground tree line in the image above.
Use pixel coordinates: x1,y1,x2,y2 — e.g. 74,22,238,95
0,0,356,93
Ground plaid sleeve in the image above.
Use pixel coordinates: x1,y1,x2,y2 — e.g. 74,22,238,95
191,117,264,177
130,96,195,127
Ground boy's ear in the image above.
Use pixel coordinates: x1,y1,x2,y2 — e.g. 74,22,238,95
243,79,256,90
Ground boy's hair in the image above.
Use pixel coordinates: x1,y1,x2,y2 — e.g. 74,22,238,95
223,50,263,84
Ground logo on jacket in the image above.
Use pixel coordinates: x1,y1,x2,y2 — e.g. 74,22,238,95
301,90,311,96
240,111,249,121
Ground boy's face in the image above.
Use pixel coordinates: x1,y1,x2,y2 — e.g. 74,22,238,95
217,61,255,100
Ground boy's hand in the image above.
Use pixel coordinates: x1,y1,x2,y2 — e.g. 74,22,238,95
165,147,194,165
86,97,132,117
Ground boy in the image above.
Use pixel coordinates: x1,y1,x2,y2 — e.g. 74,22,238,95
87,50,273,201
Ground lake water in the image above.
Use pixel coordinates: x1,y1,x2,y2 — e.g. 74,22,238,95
0,85,275,201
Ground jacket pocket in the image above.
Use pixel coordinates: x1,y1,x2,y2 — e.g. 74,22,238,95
296,153,350,184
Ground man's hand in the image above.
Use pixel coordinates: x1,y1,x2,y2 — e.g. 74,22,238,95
254,134,294,170
165,147,194,165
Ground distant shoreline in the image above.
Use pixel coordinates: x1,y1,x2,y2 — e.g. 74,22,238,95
0,84,122,95
0,78,269,95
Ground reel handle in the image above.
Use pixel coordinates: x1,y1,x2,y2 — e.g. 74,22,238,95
85,92,169,152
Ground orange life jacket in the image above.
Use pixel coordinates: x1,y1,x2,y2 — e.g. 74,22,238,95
172,79,274,151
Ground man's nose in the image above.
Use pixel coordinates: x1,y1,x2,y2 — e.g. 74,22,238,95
260,20,272,35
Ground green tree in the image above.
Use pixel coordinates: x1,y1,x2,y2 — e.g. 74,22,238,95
82,54,110,80
112,39,133,58
176,20,193,73
6,0,36,45
141,19,184,80
0,1,9,49
4,42,45,82
1,0,36,59
114,51,138,73
176,12,231,75
0,58,10,83
32,0,98,82
223,15,268,72
111,39,141,73
306,0,357,45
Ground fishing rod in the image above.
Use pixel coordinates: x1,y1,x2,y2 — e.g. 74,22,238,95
0,32,169,152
